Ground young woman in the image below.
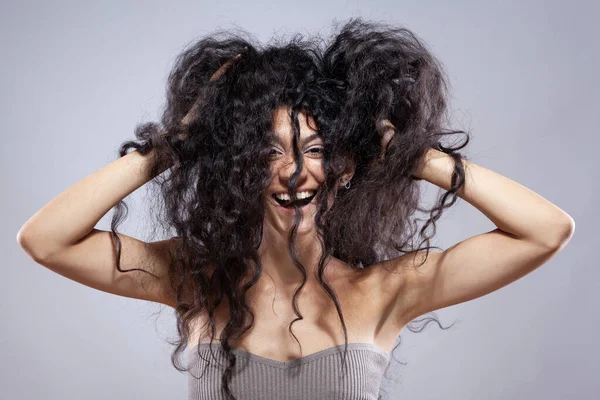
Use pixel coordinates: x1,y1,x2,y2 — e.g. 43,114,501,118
17,18,575,400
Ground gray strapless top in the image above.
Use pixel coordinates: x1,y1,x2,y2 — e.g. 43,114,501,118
188,342,391,400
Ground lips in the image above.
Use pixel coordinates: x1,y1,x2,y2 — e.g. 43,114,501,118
272,192,317,208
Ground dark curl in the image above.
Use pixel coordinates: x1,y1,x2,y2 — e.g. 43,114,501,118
110,18,469,400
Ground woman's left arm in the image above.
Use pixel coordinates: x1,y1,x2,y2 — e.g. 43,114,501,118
415,148,575,247
386,148,575,323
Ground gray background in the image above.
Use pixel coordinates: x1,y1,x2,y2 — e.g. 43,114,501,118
2,0,597,399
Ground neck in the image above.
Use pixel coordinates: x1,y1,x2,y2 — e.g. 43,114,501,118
257,224,326,287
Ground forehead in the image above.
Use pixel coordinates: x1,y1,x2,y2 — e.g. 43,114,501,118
270,105,321,144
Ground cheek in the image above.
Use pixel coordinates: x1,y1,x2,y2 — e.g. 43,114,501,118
326,188,339,210
307,159,326,180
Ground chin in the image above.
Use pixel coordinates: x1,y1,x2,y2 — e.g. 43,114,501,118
266,203,319,232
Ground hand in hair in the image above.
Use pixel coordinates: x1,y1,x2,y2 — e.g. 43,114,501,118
374,118,425,181
160,53,243,138
375,119,397,162
179,53,242,126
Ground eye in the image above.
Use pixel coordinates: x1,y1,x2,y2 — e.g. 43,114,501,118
306,147,324,156
267,148,281,159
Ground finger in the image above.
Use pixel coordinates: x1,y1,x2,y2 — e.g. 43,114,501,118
376,119,396,134
177,53,243,137
181,102,199,126
377,120,396,160
209,53,242,81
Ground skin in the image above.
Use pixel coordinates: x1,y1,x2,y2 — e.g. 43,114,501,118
256,105,355,292
186,106,379,356
173,92,574,363
201,56,380,294
18,52,574,361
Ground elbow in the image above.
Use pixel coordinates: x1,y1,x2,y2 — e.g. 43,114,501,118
545,216,575,250
17,228,50,262
560,216,576,244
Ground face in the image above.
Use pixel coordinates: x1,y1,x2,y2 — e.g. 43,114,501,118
262,105,351,235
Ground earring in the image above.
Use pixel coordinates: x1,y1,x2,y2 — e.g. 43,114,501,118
344,179,351,189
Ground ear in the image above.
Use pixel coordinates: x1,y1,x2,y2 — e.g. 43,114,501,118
340,152,356,185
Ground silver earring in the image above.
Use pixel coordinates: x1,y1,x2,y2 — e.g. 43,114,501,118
344,179,351,189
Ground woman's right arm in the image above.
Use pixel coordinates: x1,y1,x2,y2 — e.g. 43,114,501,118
16,149,178,308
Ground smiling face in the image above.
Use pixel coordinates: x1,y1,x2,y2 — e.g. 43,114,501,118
262,105,353,235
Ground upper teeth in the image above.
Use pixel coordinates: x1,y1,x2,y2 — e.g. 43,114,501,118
275,191,315,201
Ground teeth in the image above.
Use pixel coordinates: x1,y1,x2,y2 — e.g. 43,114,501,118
274,190,315,201
276,193,291,201
295,191,315,200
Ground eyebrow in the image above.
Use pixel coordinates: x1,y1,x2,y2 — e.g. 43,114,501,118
271,132,322,146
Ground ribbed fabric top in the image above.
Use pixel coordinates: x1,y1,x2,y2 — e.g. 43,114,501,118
188,342,391,400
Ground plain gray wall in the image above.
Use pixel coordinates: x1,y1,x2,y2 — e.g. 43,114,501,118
2,0,597,399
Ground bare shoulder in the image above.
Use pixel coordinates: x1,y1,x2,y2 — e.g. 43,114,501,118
366,250,443,327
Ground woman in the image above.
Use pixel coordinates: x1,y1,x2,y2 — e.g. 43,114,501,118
16,18,575,400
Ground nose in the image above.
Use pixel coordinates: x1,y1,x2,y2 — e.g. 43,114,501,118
277,153,309,188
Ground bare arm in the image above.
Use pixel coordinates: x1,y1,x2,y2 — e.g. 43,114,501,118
16,149,177,307
16,55,240,306
382,149,574,327
17,149,165,258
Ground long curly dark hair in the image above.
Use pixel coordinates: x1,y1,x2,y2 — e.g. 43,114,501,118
110,17,468,399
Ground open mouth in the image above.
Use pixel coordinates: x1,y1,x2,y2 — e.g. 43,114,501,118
272,191,317,209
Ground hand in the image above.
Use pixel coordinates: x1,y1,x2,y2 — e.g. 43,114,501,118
209,53,242,82
373,118,426,181
159,53,243,140
374,119,396,162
